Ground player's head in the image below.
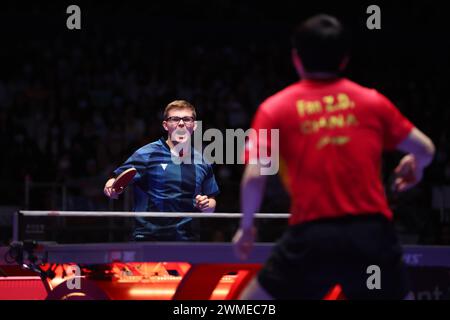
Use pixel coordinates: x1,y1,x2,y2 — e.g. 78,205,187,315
163,100,197,144
291,14,350,76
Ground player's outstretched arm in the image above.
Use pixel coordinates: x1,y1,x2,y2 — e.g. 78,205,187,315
233,164,267,260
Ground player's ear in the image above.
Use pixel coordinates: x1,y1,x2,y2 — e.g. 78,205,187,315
162,120,169,131
193,120,198,131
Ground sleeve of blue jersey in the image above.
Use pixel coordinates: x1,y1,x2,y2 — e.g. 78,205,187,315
202,164,220,197
112,150,146,183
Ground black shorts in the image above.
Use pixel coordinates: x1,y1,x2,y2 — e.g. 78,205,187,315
258,214,409,299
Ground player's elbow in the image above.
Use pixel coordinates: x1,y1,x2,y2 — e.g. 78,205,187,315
241,164,265,185
413,136,435,169
398,128,436,168
426,138,435,158
419,136,435,165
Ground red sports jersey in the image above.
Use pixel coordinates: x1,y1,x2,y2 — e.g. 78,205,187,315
246,78,414,225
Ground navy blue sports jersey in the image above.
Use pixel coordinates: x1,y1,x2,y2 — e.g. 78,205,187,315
113,137,220,241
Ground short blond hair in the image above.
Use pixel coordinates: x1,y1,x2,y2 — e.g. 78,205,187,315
163,100,196,120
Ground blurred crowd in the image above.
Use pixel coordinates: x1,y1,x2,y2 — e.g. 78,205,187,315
1,3,450,243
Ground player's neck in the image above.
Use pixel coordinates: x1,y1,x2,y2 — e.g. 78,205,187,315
166,139,191,158
301,70,340,80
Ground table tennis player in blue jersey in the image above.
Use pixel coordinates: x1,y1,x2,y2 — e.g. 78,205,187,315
104,100,219,241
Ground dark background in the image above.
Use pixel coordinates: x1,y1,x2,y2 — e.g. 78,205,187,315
1,1,449,244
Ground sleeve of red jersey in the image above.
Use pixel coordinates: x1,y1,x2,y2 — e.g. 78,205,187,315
378,93,414,150
242,105,276,164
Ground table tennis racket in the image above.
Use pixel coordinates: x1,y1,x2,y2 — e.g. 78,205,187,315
112,167,137,194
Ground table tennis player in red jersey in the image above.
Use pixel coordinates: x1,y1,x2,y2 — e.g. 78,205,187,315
233,14,435,299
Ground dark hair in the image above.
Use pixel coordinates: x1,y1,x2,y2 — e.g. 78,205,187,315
291,14,349,73
163,100,197,120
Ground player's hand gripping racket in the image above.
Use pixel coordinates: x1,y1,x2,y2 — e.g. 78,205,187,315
111,167,137,195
